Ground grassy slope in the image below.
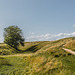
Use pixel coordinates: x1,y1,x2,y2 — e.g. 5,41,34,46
0,37,75,75
64,40,75,51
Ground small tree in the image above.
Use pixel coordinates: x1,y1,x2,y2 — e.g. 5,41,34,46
4,26,25,50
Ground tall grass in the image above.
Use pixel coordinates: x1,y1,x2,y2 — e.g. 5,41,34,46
0,37,75,75
65,40,75,51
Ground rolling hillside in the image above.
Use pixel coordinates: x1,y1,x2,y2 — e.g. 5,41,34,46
64,40,75,51
0,37,75,75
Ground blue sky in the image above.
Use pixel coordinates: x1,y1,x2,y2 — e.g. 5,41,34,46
0,0,75,42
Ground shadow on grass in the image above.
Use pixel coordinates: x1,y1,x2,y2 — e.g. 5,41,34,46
24,45,38,52
0,59,12,66
17,42,48,53
18,45,39,53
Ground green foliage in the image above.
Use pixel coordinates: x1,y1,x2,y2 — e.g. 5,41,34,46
4,26,25,49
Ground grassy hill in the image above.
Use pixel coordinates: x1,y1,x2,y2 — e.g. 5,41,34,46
64,40,75,51
0,37,75,75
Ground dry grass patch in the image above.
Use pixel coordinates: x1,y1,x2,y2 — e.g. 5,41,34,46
65,40,75,51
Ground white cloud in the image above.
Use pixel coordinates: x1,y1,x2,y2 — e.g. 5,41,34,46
29,32,35,35
56,33,63,37
26,32,75,42
73,24,75,27
0,32,75,43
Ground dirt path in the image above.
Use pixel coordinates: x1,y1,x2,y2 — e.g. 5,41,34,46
63,48,75,55
0,53,32,57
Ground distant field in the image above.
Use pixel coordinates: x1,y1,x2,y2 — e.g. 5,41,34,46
0,37,75,75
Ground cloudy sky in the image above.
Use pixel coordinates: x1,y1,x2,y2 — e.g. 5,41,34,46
0,0,75,42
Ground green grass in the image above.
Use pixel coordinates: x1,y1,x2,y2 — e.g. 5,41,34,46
0,37,75,75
